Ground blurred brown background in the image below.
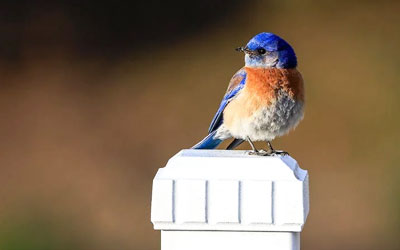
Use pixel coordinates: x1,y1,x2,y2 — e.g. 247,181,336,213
0,0,399,249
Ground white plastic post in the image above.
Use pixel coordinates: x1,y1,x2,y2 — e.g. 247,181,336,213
151,149,309,250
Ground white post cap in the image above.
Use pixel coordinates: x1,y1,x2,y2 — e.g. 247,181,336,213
151,149,309,232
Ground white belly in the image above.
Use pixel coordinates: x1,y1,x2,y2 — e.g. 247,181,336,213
216,91,304,141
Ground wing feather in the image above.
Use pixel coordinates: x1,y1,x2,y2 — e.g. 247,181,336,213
208,68,247,133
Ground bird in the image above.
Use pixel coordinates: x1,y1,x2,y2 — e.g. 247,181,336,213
192,32,304,156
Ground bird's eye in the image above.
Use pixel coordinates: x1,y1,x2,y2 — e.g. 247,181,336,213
257,48,267,55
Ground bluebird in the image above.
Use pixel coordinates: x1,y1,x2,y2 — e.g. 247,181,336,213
192,32,304,155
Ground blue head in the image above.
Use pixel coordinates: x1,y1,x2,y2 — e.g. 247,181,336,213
236,32,297,69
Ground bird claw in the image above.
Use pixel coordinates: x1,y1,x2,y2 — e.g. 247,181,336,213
247,149,289,157
248,149,269,156
270,150,289,156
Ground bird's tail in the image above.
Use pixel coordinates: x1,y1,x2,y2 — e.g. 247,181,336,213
192,130,223,149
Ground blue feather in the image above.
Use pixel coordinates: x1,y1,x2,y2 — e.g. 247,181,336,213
192,69,246,150
208,70,247,133
246,32,297,68
191,130,222,149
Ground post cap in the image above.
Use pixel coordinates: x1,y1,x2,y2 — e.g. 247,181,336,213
151,149,309,232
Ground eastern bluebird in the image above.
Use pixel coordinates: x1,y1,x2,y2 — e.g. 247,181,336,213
192,32,304,155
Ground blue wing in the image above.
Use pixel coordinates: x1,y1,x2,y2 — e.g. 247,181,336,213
208,68,247,133
192,68,247,150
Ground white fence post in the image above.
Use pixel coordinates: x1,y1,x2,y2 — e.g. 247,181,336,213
151,149,309,250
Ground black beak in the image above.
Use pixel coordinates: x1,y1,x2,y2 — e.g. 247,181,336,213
235,46,257,55
235,46,245,52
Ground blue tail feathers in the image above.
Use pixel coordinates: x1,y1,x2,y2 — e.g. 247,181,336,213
192,130,223,149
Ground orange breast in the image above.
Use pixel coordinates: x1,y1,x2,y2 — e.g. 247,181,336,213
223,67,304,129
244,67,304,103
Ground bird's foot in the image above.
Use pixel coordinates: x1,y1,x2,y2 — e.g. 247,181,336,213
269,150,289,156
247,149,289,156
248,149,271,156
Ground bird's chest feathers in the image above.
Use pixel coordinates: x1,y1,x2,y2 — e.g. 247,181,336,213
243,67,304,103
221,67,304,140
223,67,304,122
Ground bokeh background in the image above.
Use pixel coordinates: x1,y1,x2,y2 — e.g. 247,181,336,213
1,0,399,249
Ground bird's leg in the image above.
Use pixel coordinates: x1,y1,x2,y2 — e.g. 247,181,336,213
247,137,269,156
267,141,289,156
267,141,274,152
248,137,257,152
